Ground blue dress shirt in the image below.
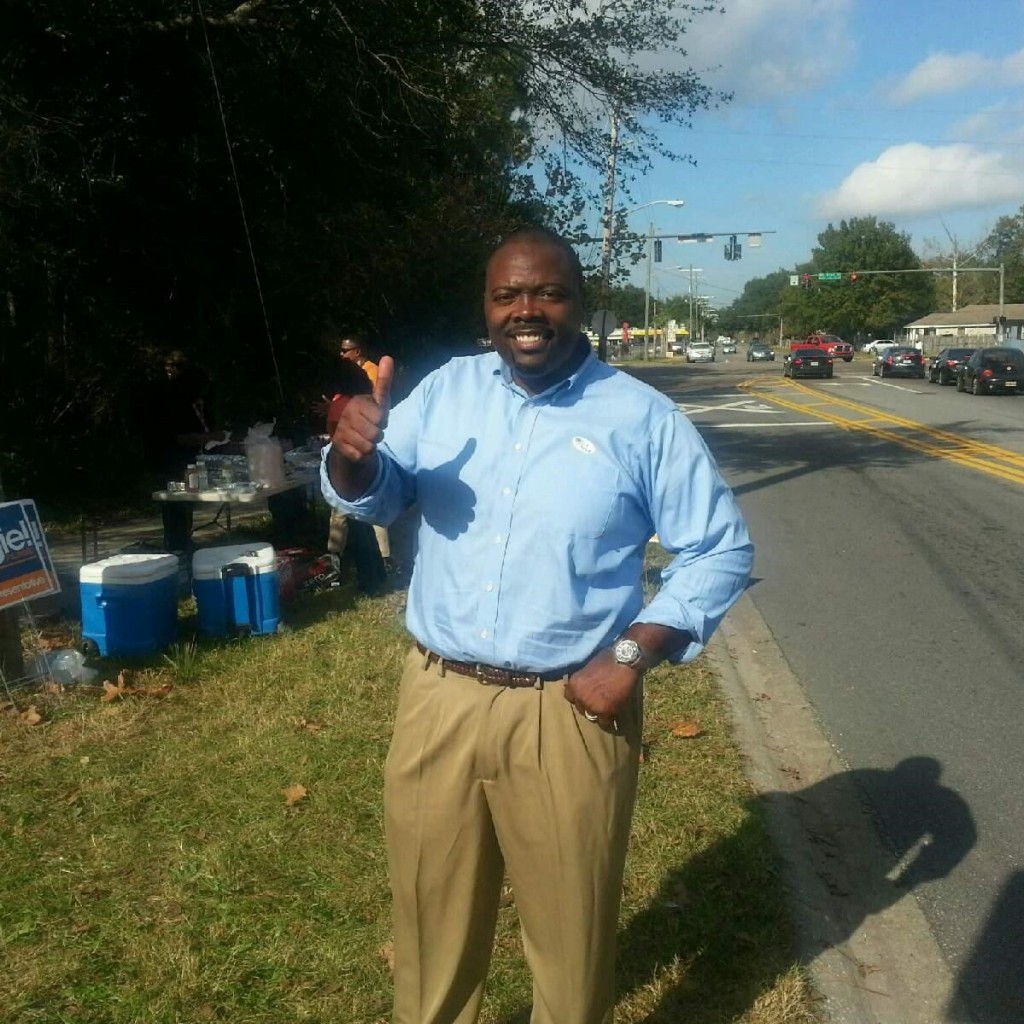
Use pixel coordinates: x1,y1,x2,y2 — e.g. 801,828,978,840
321,347,752,672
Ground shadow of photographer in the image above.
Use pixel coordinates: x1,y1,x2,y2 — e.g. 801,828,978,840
609,755,975,1022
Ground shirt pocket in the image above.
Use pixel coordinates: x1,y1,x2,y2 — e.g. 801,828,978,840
535,453,624,540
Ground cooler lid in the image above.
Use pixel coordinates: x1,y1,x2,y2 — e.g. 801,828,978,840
80,552,180,585
191,542,276,578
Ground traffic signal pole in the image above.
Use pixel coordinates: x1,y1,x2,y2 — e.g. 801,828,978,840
798,265,1006,339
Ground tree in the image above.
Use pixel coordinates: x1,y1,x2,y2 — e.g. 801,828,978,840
978,205,1024,303
778,217,932,342
717,271,790,338
919,223,990,311
0,0,728,506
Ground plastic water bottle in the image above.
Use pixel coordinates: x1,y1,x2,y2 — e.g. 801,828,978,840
40,650,98,684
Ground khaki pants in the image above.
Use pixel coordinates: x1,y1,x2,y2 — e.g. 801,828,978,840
384,645,642,1024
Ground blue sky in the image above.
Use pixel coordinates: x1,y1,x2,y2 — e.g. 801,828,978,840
577,0,1024,312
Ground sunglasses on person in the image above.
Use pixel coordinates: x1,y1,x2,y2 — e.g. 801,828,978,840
340,344,360,354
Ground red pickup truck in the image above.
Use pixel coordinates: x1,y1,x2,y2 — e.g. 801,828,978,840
793,333,854,362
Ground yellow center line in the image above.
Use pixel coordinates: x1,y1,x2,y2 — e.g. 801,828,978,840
739,377,1024,488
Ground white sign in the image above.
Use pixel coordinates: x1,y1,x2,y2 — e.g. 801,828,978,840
591,310,617,338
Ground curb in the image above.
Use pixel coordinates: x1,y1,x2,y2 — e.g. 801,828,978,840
708,593,955,1024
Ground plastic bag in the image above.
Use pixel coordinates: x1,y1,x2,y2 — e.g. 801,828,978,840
31,649,99,685
244,421,286,488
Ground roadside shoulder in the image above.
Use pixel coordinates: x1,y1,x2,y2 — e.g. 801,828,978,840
707,593,955,1024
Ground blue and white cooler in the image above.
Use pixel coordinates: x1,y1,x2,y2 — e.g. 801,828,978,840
80,553,180,656
192,543,280,637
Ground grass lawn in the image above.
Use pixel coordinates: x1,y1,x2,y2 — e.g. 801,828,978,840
1,562,820,1024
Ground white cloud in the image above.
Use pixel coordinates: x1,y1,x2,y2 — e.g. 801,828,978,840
951,100,1024,143
817,142,1024,218
890,47,1024,103
677,0,856,102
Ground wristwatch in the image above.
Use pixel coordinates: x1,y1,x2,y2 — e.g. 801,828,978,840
612,636,646,670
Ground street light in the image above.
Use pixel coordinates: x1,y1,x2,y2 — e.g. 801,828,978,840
598,199,685,361
676,265,704,349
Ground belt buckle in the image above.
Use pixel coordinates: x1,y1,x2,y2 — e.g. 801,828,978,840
474,663,491,685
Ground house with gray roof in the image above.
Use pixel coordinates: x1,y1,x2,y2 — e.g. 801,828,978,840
903,303,1024,352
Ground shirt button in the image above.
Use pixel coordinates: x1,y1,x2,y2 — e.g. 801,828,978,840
480,629,490,639
485,582,494,592
494,534,503,544
514,442,523,451
502,486,511,496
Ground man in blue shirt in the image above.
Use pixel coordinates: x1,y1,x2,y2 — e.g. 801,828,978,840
323,226,753,1024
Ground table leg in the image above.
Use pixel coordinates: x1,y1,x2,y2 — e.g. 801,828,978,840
162,503,194,553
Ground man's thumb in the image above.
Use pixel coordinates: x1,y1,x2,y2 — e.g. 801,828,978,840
373,355,395,411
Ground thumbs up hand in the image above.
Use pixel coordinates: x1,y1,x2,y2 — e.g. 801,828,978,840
326,355,394,499
331,355,394,464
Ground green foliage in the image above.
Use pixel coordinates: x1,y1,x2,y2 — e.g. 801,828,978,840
0,0,728,509
721,218,933,343
978,204,1024,303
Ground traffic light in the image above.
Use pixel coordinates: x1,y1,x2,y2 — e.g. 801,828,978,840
849,272,859,284
800,273,812,289
654,239,663,263
724,234,742,261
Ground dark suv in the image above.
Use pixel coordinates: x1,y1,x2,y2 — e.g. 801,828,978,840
956,347,1024,395
876,346,925,379
927,347,976,385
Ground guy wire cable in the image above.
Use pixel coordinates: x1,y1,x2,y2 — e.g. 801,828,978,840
195,0,285,403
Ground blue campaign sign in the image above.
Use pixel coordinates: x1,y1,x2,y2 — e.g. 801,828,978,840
0,500,60,610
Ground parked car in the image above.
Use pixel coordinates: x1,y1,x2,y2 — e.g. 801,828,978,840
875,346,925,379
863,338,897,353
804,332,854,362
956,347,1024,395
686,342,715,363
747,342,775,362
926,347,975,385
784,347,833,379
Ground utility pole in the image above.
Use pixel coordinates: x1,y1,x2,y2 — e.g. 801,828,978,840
643,222,654,362
939,218,984,312
597,110,620,362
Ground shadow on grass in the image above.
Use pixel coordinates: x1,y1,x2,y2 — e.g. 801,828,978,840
497,757,976,1024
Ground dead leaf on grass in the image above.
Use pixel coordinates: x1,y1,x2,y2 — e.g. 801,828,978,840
133,682,173,699
296,717,324,734
282,783,308,806
101,680,126,702
379,941,395,972
20,705,43,726
670,720,703,739
101,671,172,702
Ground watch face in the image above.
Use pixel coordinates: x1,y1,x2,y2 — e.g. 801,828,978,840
615,638,642,665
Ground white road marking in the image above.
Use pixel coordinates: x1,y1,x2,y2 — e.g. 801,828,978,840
677,399,785,416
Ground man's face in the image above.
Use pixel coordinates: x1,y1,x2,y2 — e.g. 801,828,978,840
484,239,584,392
340,340,361,363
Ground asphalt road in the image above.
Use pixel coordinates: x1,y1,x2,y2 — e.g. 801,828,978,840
628,354,1024,1024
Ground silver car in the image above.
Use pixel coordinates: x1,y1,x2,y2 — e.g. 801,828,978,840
686,343,716,363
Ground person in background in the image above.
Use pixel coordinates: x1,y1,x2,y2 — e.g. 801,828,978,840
322,225,753,1024
339,335,378,385
321,356,386,596
338,335,395,572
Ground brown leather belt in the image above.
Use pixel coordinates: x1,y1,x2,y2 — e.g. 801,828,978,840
415,642,568,689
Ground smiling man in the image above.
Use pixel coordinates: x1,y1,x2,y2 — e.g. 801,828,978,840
322,225,753,1024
